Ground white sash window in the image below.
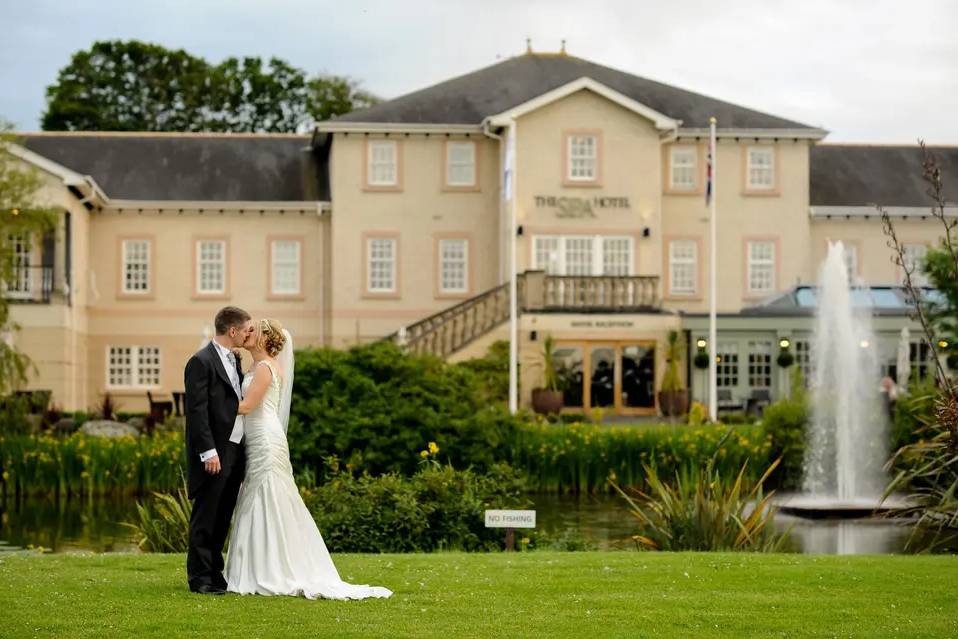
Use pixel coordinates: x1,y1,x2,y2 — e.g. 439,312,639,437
670,147,697,189
122,239,151,294
567,134,597,181
747,240,776,294
196,240,226,295
746,147,775,190
367,237,397,292
270,240,301,295
446,142,476,187
438,238,468,293
107,346,161,388
532,235,633,276
668,240,698,295
368,140,398,186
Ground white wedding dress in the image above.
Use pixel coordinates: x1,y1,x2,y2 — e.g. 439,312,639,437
225,357,392,600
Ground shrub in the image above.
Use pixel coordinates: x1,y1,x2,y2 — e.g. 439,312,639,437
610,456,787,552
124,486,191,553
0,430,184,497
891,377,939,452
304,460,529,553
288,342,518,477
761,394,809,490
510,421,773,493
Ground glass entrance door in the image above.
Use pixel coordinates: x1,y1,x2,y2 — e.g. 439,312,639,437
555,340,657,415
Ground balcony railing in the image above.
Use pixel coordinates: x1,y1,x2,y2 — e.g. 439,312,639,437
527,273,659,312
4,266,54,304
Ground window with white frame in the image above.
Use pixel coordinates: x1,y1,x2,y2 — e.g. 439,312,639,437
122,239,151,294
842,244,859,285
270,239,301,295
910,341,933,380
534,237,561,275
668,240,698,295
602,237,631,275
747,240,776,295
717,344,739,387
196,240,226,295
367,237,397,292
7,233,32,297
795,339,813,385
107,346,160,388
746,147,775,190
446,141,476,187
747,340,773,388
567,134,597,181
368,140,398,187
670,147,697,190
902,243,929,287
532,236,633,276
438,238,468,293
564,237,593,275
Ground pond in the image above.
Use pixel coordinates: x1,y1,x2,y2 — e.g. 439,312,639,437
0,493,928,555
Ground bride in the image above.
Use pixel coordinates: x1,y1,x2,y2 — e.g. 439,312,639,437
225,318,392,600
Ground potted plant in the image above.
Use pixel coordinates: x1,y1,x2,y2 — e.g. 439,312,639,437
531,334,564,415
657,330,690,417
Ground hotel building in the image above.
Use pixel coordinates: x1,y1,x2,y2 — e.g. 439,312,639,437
6,50,957,414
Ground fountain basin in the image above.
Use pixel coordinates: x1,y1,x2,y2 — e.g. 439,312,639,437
774,493,914,519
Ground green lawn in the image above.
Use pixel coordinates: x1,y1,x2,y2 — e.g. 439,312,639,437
2,552,957,638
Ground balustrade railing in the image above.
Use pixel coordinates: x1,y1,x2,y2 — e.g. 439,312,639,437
388,273,660,357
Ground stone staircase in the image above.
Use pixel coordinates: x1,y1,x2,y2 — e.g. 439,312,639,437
388,271,660,359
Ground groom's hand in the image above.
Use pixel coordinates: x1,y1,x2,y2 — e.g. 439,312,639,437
204,455,222,475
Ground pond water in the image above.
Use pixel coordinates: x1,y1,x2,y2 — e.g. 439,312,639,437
0,493,929,555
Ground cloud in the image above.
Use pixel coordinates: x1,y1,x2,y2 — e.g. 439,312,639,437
1,0,955,143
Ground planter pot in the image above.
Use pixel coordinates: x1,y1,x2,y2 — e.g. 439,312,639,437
657,390,690,417
532,389,564,415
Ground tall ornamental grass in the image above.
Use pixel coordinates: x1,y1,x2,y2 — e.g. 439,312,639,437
511,421,774,493
0,431,183,497
611,456,787,552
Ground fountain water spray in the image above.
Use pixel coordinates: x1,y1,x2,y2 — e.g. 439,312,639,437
802,241,887,502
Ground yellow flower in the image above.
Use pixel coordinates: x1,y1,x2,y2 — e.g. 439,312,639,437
1,471,8,481
428,442,439,455
420,450,429,459
521,537,530,545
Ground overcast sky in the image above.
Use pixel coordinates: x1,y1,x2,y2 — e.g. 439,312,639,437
2,0,955,143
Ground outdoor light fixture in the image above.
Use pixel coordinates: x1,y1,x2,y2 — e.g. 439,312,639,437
938,340,949,349
693,339,710,369
779,338,791,349
777,338,794,368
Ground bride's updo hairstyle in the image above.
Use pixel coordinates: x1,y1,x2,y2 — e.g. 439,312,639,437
259,318,286,357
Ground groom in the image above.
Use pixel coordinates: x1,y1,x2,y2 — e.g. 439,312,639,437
184,306,254,594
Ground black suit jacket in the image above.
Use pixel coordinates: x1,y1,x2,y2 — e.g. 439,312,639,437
184,341,244,498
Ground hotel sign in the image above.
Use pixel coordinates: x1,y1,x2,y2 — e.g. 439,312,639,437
534,195,631,219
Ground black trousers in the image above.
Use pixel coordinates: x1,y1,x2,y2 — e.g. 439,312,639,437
187,444,244,589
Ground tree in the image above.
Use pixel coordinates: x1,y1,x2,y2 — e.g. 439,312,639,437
0,123,58,395
306,75,380,123
42,40,212,132
206,57,310,133
42,40,380,133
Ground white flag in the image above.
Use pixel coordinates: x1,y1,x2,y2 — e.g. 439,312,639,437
503,124,516,201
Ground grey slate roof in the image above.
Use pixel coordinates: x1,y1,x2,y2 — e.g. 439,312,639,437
810,144,958,207
21,134,326,201
331,53,816,130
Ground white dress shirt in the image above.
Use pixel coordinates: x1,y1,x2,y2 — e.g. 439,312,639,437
199,340,245,462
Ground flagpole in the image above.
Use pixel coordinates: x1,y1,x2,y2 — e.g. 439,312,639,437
508,118,519,415
708,117,718,423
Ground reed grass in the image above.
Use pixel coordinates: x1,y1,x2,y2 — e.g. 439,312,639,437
123,486,191,553
0,431,183,497
510,421,774,493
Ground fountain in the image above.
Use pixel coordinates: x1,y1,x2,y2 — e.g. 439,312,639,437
777,241,904,519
